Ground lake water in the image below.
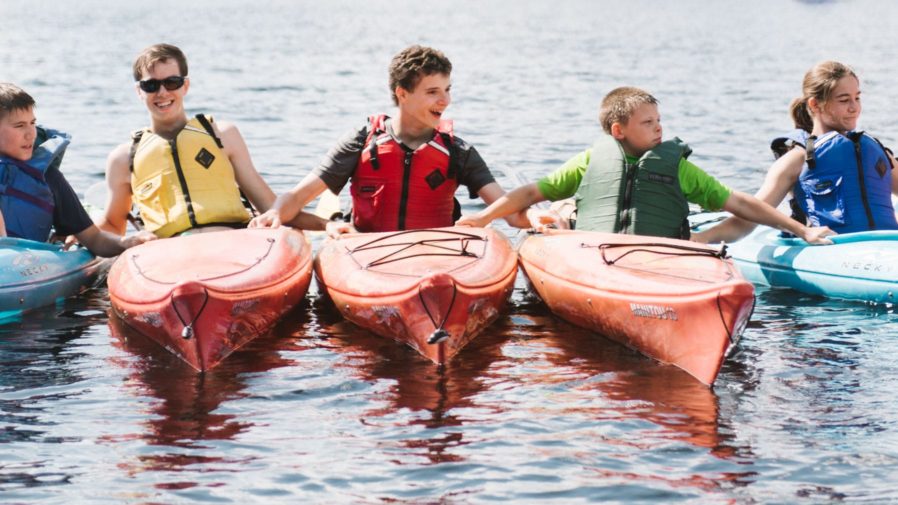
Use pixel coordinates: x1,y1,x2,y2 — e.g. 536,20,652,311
2,0,898,503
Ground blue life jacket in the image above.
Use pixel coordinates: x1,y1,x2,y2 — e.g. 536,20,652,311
771,129,897,233
0,127,70,242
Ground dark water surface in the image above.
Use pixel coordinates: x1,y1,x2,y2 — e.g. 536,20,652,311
2,0,898,503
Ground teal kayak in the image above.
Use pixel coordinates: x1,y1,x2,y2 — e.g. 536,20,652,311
0,237,108,322
692,213,898,304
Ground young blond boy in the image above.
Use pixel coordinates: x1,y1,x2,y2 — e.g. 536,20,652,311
457,86,834,245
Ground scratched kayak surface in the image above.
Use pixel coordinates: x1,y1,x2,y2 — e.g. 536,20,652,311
4,0,898,502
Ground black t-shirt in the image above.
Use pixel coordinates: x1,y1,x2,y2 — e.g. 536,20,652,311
45,165,94,236
311,118,497,199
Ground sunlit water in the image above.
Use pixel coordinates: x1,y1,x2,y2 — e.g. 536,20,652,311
1,0,897,503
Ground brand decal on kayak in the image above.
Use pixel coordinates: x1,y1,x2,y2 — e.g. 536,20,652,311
629,303,678,320
18,263,50,277
13,252,49,276
841,261,892,273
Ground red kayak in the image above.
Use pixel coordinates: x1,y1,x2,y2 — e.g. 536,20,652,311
314,227,517,363
108,227,313,371
518,230,755,385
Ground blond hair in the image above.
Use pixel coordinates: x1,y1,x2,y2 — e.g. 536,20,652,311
598,87,658,134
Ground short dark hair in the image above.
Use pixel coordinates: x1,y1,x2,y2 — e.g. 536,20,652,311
598,86,659,134
132,43,189,81
0,82,35,122
388,45,452,105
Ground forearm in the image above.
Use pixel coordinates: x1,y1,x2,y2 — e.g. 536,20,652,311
284,211,328,231
474,183,545,228
276,174,328,222
725,191,802,235
75,226,127,257
503,210,531,229
693,215,758,244
96,214,128,236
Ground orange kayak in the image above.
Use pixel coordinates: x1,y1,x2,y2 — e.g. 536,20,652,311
108,227,313,371
314,227,517,363
518,230,755,385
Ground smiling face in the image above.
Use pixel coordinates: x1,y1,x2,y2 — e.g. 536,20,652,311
137,58,189,125
395,72,451,133
0,107,37,161
812,75,861,135
614,103,662,157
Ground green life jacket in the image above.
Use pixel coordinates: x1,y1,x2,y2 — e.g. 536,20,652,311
574,134,691,239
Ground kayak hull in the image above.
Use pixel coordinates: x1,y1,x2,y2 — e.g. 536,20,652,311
0,237,108,322
108,227,313,371
693,213,898,304
518,230,755,385
314,227,518,363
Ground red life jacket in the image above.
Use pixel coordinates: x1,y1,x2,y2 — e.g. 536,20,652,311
350,114,458,232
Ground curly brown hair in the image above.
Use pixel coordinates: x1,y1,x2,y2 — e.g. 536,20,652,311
388,45,452,105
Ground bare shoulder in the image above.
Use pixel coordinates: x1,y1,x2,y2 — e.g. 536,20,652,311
781,145,806,163
209,118,241,138
209,118,249,155
770,146,805,174
105,142,132,177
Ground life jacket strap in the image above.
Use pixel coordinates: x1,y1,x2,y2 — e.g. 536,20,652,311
129,130,145,173
788,197,808,226
867,134,896,170
805,135,817,170
368,127,381,171
438,131,458,180
3,157,46,182
0,184,54,214
194,113,224,149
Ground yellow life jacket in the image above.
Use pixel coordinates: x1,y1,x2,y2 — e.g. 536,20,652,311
130,114,252,238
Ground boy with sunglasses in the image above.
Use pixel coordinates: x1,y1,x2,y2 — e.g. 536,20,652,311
98,43,322,239
249,44,527,236
0,82,154,255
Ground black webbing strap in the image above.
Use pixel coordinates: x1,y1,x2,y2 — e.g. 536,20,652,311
128,130,144,173
194,113,223,148
805,135,817,170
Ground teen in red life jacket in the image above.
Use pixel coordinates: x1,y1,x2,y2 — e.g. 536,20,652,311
250,45,528,237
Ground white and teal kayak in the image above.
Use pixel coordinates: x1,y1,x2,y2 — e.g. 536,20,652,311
0,237,108,322
692,213,898,304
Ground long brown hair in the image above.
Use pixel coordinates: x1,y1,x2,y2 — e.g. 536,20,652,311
790,61,858,132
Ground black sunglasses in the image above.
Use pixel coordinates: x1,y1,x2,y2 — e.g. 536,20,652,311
138,75,186,93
